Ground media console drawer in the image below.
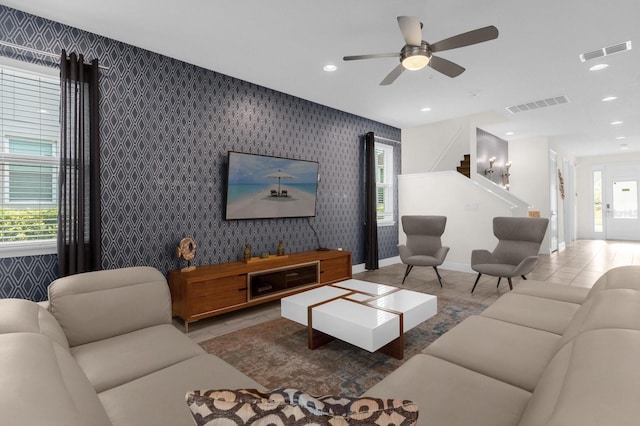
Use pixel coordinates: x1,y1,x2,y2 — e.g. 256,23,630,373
190,275,247,314
168,249,352,333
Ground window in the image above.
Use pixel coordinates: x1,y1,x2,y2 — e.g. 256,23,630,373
0,64,60,256
375,143,394,225
593,170,603,233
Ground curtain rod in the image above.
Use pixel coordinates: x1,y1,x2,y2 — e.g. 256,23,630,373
374,135,401,144
0,40,109,70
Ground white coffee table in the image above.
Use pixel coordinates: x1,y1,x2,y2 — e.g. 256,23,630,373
281,279,437,359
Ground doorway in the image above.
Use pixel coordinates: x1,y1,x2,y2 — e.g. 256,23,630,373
604,163,640,240
549,150,558,252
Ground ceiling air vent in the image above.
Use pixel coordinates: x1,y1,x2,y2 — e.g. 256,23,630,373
506,95,570,114
579,40,632,62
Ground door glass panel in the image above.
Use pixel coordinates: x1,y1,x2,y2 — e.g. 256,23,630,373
613,180,638,219
593,170,603,232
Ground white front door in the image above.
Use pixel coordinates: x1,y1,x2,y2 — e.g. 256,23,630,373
605,164,640,240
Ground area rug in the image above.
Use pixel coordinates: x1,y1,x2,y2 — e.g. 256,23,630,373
200,296,486,396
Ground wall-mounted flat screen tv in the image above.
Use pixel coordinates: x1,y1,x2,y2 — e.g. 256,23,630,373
225,151,319,220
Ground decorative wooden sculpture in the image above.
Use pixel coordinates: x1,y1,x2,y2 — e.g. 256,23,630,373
176,237,197,272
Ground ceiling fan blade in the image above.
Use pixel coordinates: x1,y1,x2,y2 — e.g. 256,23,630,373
380,64,405,86
430,25,499,52
429,55,465,78
343,53,399,61
397,16,422,46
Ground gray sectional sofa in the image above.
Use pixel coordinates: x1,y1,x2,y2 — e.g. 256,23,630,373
1,267,261,426
3,265,640,425
365,265,640,425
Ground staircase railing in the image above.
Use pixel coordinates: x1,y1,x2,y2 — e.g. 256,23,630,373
429,126,464,172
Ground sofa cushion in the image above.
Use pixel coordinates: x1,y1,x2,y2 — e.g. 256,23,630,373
557,288,640,349
423,315,560,391
72,323,204,393
511,280,590,304
48,266,171,346
481,292,580,335
519,329,640,426
364,354,531,426
186,388,418,426
0,298,69,349
589,265,640,295
0,332,112,426
99,354,263,426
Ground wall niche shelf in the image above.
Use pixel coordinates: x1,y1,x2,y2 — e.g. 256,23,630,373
168,249,352,332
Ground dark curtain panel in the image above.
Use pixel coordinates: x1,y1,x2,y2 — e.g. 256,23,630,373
364,131,379,270
58,50,101,277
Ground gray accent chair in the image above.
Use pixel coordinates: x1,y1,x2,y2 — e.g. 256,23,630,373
470,216,549,293
398,215,450,286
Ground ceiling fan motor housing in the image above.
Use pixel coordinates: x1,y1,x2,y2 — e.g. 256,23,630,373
401,41,431,70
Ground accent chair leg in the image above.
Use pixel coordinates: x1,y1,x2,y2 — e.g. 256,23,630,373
496,277,502,288
508,277,513,290
433,266,444,287
521,275,527,280
402,265,413,285
471,273,482,293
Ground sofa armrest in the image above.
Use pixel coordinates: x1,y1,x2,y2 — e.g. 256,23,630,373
48,266,171,347
0,298,69,350
0,333,112,426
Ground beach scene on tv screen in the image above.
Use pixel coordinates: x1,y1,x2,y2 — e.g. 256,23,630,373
226,152,319,219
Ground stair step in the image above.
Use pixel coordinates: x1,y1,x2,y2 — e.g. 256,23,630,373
456,154,471,178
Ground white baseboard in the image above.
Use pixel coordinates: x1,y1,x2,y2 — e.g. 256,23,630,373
352,256,474,275
352,256,401,274
441,261,474,274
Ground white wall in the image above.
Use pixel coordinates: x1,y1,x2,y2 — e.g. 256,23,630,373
398,171,521,272
401,111,506,174
508,137,551,252
400,112,580,262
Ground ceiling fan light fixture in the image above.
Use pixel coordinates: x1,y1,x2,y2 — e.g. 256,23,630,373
401,43,430,71
402,54,429,70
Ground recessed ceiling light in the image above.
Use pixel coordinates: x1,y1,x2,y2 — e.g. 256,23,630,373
610,120,623,125
323,64,337,72
505,131,515,136
420,107,431,112
616,136,627,140
589,64,609,71
621,144,629,150
602,96,618,102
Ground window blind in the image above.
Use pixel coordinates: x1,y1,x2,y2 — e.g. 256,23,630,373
0,66,60,244
374,144,393,222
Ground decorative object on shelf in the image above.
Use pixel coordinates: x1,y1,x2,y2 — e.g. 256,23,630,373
176,237,197,272
244,254,289,264
243,244,252,261
261,252,270,259
558,169,565,199
277,240,285,256
502,161,512,190
485,156,496,175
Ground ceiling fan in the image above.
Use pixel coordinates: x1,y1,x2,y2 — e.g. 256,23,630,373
343,16,498,85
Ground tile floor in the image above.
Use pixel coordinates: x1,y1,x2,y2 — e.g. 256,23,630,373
179,239,640,344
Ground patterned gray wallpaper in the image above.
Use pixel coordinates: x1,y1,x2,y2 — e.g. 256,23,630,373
0,6,401,301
